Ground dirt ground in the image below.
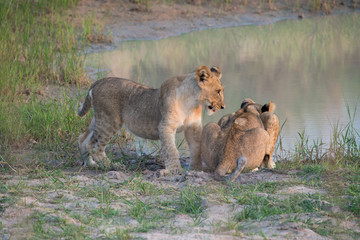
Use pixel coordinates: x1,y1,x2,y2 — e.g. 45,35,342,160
2,162,360,239
0,165,360,239
2,1,360,239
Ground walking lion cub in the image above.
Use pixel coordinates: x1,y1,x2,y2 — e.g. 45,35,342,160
198,98,280,181
78,66,225,174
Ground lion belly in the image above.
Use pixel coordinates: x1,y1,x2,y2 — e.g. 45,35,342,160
122,105,162,140
124,121,160,140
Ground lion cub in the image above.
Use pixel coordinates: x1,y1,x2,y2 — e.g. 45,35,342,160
199,98,280,181
78,66,225,174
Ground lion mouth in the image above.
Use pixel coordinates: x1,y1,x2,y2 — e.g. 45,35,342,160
206,105,218,116
208,105,218,112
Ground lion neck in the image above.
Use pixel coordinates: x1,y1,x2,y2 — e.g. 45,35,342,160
175,73,203,112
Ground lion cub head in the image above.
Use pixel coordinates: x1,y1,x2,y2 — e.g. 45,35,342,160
196,66,225,115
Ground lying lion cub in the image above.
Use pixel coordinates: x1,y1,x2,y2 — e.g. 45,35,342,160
199,98,280,181
78,66,225,175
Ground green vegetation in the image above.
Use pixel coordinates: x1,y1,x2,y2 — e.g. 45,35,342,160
347,176,360,216
234,194,326,221
30,211,88,239
0,0,84,97
177,185,205,224
0,0,90,171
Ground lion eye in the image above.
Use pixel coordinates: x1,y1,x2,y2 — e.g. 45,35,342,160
217,90,222,96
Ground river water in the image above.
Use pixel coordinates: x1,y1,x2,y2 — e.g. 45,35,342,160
86,12,360,152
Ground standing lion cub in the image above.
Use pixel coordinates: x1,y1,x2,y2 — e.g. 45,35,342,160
78,66,225,174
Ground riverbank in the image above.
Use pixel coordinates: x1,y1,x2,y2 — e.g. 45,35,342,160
69,0,359,47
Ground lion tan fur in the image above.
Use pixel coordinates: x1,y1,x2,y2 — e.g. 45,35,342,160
199,98,280,181
78,66,225,174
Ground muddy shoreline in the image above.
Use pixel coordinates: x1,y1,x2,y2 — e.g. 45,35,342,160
74,0,359,52
110,10,356,43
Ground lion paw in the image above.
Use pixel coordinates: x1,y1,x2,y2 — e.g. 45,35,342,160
190,163,203,171
159,168,186,182
83,155,97,168
268,161,276,169
160,167,183,177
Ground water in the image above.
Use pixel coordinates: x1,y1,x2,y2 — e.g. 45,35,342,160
86,13,360,152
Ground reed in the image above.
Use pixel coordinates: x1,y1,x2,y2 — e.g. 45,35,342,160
276,103,359,171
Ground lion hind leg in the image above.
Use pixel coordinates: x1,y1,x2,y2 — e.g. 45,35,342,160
79,117,97,167
227,156,247,182
90,125,118,169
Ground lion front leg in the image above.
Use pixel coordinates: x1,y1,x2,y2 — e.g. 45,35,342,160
158,123,182,175
185,123,202,171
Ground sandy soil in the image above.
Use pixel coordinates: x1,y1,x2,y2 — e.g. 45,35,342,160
3,167,359,239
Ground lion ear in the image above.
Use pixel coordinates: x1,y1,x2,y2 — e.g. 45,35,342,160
196,66,211,83
241,98,255,109
210,67,222,79
261,102,276,113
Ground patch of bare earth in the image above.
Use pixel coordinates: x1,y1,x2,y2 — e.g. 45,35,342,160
2,164,359,239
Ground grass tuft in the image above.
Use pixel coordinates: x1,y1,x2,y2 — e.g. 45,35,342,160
347,183,360,215
177,185,205,224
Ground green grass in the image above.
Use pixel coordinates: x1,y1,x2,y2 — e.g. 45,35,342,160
79,184,120,205
111,228,132,240
347,182,360,215
273,104,360,218
227,181,295,201
234,193,326,222
82,13,113,44
91,206,122,219
0,0,85,98
30,211,88,239
125,176,165,195
177,185,205,224
0,0,92,171
125,197,150,223
276,103,359,170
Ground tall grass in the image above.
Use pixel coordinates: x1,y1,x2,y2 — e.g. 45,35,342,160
81,13,113,44
276,104,360,169
0,0,90,170
0,0,86,100
0,95,92,169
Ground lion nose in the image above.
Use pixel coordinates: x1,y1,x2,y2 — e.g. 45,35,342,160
221,104,225,109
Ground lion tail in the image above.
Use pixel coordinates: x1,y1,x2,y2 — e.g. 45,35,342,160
78,89,93,117
227,156,247,182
